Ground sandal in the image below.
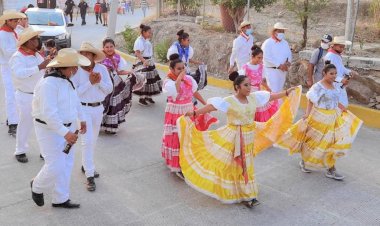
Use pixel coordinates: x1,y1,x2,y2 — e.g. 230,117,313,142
244,199,260,208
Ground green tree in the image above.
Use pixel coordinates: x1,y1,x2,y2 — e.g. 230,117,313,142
122,26,139,54
284,0,329,48
165,0,202,16
212,0,277,33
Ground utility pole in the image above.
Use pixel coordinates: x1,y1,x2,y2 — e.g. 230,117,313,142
0,0,3,15
345,0,360,52
107,0,119,39
177,0,180,22
246,0,251,21
156,0,161,18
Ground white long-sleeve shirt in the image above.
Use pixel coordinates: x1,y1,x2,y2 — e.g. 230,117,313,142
133,35,153,58
229,34,254,69
15,25,25,36
324,51,351,83
10,50,45,93
167,43,194,73
32,73,84,137
0,30,18,64
71,64,113,103
262,37,292,68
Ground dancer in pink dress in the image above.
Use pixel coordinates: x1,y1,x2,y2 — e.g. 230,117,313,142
161,54,217,178
242,45,278,122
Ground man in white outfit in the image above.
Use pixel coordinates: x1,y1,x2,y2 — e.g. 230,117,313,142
15,13,28,36
71,42,112,191
31,48,90,208
10,27,51,163
324,36,359,107
228,21,254,73
0,10,26,136
262,22,292,93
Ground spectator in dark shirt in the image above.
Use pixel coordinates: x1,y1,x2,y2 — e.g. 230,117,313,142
65,0,76,23
78,0,89,26
100,0,108,26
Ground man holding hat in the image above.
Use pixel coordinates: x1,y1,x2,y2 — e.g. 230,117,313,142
228,21,254,73
307,34,333,87
31,48,89,208
71,42,112,192
0,10,26,136
324,36,359,107
9,27,51,163
262,22,292,93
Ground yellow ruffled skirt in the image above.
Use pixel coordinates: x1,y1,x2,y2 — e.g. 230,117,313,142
276,107,363,169
177,87,302,204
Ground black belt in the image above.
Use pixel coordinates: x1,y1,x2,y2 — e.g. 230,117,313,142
267,67,279,69
81,102,102,107
35,118,72,127
143,57,151,59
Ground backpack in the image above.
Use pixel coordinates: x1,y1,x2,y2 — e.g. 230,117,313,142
317,47,324,63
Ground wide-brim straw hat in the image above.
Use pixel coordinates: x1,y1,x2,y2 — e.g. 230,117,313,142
47,48,91,68
78,42,106,62
17,27,44,47
272,22,288,30
0,10,26,25
331,36,352,46
239,21,251,30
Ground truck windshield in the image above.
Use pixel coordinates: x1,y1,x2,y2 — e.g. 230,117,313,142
26,11,64,26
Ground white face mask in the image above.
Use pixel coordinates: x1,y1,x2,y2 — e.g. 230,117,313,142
321,42,329,50
276,33,285,40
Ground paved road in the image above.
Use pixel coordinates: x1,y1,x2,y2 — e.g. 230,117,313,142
0,81,380,225
1,7,380,225
69,7,154,49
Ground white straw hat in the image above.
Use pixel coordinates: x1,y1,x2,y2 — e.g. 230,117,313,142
0,10,26,26
47,48,91,68
239,21,251,30
17,27,44,47
79,42,106,62
331,36,352,46
273,22,288,30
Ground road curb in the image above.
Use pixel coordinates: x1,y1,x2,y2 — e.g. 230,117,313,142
117,50,380,129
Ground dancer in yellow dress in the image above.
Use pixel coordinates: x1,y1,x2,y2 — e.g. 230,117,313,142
276,63,362,180
177,72,302,207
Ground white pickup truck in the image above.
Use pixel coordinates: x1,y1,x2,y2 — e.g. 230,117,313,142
25,7,72,48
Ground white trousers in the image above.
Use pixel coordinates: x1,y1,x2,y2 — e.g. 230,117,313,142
15,91,34,155
32,123,76,204
0,64,19,124
81,105,104,178
264,68,287,93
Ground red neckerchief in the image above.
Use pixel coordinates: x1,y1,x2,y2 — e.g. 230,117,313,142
328,48,340,55
328,48,343,59
240,32,250,41
0,25,18,39
167,71,191,86
18,47,37,56
271,35,281,43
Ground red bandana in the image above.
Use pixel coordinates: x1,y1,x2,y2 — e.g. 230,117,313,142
18,47,37,56
271,35,281,43
328,48,340,55
167,71,191,86
240,32,250,41
0,25,18,39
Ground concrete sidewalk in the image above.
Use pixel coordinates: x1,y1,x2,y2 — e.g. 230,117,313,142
0,81,379,225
